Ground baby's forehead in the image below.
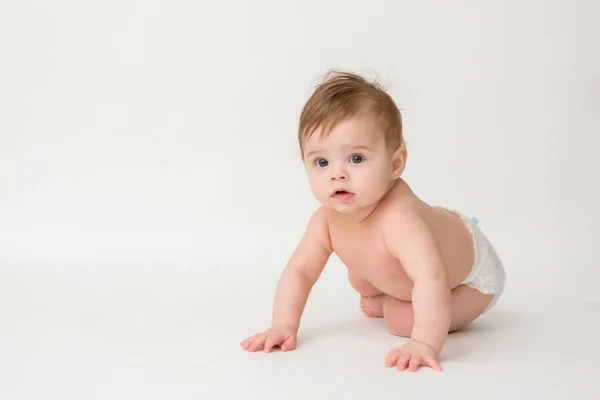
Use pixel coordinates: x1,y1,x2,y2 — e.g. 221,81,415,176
307,127,383,148
301,113,388,155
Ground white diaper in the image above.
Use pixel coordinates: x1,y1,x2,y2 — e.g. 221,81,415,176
442,208,506,313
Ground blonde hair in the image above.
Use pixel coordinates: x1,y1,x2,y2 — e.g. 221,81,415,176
298,70,404,157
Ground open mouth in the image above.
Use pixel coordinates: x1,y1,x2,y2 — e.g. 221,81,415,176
331,189,354,200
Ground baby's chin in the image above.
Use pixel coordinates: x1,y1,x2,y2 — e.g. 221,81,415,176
329,205,353,213
324,200,363,214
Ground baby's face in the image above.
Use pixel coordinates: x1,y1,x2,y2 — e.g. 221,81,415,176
302,113,398,214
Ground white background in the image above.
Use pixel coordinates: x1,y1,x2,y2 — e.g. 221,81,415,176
1,1,599,399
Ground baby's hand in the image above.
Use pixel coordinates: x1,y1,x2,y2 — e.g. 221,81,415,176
385,340,443,372
240,325,297,353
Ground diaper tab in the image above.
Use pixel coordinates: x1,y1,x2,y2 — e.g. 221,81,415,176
471,216,479,225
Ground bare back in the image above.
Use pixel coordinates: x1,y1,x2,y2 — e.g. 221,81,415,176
325,179,475,301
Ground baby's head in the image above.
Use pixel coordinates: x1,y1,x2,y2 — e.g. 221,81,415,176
298,71,407,214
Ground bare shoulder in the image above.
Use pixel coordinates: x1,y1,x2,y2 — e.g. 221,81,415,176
376,180,437,247
377,180,447,279
378,180,465,238
304,206,333,253
377,180,427,225
284,206,333,283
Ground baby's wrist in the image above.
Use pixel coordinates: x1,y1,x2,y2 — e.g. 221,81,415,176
272,323,298,333
409,338,439,354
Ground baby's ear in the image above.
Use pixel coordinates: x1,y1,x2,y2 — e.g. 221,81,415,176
392,145,407,177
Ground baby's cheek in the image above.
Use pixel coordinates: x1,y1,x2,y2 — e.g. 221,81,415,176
365,175,387,193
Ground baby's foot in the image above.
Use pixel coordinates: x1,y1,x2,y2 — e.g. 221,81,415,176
360,294,387,318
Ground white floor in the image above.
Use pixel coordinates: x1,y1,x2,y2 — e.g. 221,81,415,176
1,260,599,400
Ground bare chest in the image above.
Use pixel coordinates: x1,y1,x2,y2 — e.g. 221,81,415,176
328,224,413,296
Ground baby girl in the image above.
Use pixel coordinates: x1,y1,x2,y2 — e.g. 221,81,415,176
240,71,506,372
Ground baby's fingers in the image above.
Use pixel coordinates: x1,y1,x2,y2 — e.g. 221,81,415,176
246,333,267,352
264,334,283,353
408,355,422,372
385,348,401,367
240,335,257,350
395,354,411,371
280,335,296,351
423,355,443,372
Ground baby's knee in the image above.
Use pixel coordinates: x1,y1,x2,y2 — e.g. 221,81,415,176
383,297,414,337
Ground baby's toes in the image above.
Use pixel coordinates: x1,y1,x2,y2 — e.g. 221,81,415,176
360,296,377,317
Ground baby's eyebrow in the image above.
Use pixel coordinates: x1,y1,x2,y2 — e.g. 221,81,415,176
304,149,321,159
304,144,373,159
346,144,373,152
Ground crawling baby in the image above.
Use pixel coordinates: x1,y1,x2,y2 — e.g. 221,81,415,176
240,71,506,372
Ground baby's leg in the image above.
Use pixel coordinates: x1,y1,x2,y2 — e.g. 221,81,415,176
347,271,387,318
380,285,494,337
347,270,382,295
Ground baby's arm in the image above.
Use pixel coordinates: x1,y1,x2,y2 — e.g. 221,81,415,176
271,207,332,331
241,207,332,352
382,208,452,354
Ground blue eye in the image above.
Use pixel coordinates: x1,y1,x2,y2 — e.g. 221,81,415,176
316,158,328,167
350,154,364,163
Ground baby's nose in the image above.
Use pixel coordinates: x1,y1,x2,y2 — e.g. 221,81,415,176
330,172,347,180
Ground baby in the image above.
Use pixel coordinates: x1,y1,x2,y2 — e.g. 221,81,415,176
240,71,506,372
